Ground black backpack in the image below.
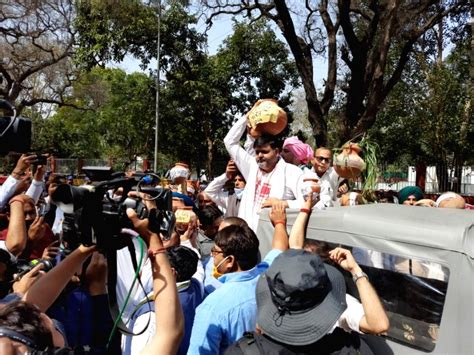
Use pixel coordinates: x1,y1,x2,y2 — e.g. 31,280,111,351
225,329,375,355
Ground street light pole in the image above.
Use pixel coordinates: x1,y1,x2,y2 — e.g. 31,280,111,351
153,0,161,172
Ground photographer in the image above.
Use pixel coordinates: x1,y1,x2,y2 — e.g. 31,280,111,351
118,191,202,355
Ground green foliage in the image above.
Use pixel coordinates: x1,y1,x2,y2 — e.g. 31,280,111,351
158,15,300,174
368,32,473,169
71,3,300,175
74,0,158,67
215,20,299,112
34,68,157,170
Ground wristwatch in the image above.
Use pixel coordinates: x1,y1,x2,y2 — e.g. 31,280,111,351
352,271,368,283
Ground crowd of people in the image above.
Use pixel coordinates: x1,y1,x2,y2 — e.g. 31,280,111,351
0,110,470,354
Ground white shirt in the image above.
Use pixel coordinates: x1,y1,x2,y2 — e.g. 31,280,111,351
311,166,341,209
204,173,241,218
224,116,305,232
117,235,204,355
0,175,21,209
330,294,365,334
25,179,44,204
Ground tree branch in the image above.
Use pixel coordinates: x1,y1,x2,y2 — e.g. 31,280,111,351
338,0,363,59
383,2,464,100
17,97,90,114
320,0,338,114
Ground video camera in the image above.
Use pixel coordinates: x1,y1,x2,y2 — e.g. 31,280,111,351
51,167,175,251
0,99,31,154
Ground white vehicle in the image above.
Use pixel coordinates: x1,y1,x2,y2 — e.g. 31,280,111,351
257,204,474,354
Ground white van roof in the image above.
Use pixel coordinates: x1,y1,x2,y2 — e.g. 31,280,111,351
257,204,474,258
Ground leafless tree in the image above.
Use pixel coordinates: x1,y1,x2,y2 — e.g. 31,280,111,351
0,0,77,114
200,0,467,146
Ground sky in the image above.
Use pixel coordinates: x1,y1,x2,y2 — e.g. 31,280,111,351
113,11,328,85
113,15,234,73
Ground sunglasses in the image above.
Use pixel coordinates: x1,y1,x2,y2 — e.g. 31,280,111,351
315,156,332,164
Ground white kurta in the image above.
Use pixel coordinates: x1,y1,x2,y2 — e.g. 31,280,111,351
224,116,304,232
0,175,21,209
204,173,241,218
312,166,341,209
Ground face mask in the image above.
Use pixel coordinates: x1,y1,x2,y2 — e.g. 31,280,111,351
234,188,244,200
213,256,229,279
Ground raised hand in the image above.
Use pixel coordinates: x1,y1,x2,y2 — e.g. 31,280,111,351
269,201,287,226
328,247,361,274
27,216,47,243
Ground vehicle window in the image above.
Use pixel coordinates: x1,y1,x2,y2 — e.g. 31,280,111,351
306,240,449,352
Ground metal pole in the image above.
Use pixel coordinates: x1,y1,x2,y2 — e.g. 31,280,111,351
153,0,161,172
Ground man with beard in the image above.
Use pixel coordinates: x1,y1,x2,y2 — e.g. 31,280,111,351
224,115,304,232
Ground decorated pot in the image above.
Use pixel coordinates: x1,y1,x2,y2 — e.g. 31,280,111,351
175,206,195,233
168,162,190,183
247,99,287,136
333,143,366,179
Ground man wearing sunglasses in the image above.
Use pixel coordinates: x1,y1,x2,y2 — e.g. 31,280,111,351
312,147,344,208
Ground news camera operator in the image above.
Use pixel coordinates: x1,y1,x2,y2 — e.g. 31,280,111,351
0,238,122,353
0,190,116,353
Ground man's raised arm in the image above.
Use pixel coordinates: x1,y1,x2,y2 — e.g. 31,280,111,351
223,116,253,180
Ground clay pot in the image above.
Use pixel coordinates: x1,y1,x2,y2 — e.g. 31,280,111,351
247,99,287,136
175,206,195,233
333,143,366,179
169,163,190,193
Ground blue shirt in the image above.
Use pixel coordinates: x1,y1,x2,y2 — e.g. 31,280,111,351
178,278,203,355
188,249,282,355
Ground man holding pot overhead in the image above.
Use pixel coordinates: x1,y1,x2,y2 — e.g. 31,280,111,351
224,100,305,233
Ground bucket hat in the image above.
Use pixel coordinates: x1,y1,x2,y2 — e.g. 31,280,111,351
256,249,347,346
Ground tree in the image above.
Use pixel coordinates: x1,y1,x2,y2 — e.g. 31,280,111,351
0,0,77,113
34,68,157,170
158,18,299,177
74,1,299,176
368,24,472,193
201,0,468,146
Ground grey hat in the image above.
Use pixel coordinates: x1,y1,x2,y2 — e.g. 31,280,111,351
256,249,347,346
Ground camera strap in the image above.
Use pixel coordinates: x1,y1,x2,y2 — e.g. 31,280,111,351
106,238,151,337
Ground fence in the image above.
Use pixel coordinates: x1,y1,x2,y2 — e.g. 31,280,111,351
361,166,474,195
53,159,110,176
